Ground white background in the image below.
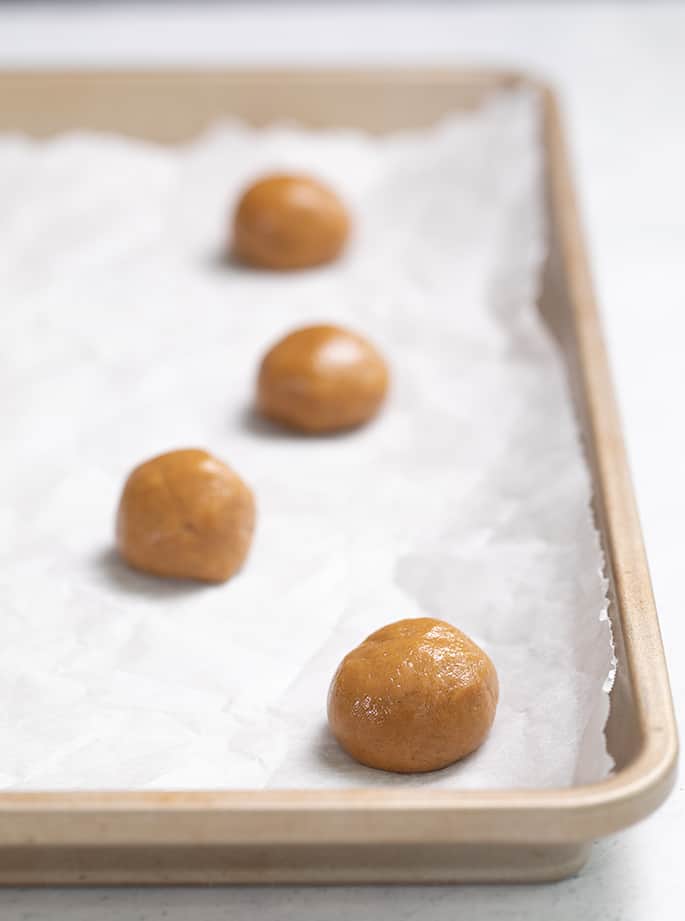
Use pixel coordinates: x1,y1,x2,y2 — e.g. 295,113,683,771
0,2,682,919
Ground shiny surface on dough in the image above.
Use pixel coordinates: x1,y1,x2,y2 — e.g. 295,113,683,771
328,617,499,773
116,449,255,583
257,323,389,433
232,173,350,270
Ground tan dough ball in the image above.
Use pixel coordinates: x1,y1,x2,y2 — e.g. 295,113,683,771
327,617,499,773
232,174,350,270
257,324,389,433
116,449,255,584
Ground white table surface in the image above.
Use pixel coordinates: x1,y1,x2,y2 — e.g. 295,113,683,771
0,2,682,918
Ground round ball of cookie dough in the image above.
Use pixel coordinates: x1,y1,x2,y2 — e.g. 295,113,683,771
257,324,389,433
232,174,350,270
327,618,498,773
116,449,255,583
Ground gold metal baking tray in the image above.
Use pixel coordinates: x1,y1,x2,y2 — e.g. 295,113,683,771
0,68,676,884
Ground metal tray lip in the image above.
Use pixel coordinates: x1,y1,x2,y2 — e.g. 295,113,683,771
0,736,675,846
0,66,521,80
0,67,677,846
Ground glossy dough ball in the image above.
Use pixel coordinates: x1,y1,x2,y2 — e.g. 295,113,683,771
232,174,350,270
116,449,255,583
257,324,389,433
327,618,499,773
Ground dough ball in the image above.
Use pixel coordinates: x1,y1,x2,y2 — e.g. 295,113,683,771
116,449,255,583
232,173,350,270
257,324,389,433
327,617,499,773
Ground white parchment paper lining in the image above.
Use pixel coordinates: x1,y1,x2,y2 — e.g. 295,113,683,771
0,90,614,790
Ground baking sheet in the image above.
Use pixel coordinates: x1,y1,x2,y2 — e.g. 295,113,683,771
0,89,614,790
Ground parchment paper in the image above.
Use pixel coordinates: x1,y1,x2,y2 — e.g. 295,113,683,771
0,90,614,790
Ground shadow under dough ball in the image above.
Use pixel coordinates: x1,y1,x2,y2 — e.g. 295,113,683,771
257,324,390,433
116,449,255,583
328,618,499,773
232,174,350,270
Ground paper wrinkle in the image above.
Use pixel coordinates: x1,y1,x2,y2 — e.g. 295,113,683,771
0,90,614,790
